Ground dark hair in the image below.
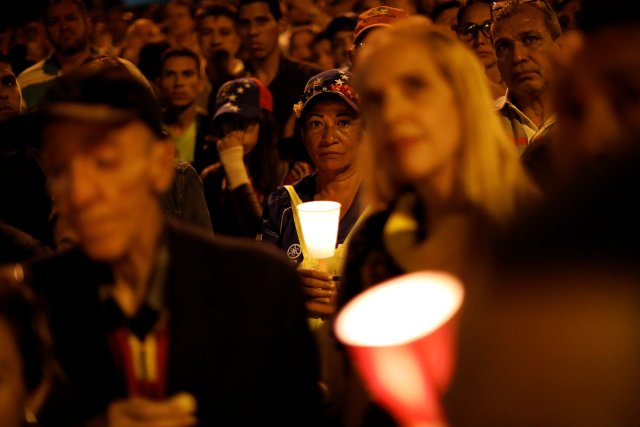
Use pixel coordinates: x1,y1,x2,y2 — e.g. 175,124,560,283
313,30,333,45
197,5,238,32
46,0,88,21
325,14,358,40
138,41,171,82
431,0,461,22
457,0,492,25
166,0,197,19
0,54,10,65
159,47,201,74
212,110,281,194
237,0,282,21
492,0,562,40
0,277,51,393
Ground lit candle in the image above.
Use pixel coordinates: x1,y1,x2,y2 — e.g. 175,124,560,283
297,201,341,259
334,271,465,427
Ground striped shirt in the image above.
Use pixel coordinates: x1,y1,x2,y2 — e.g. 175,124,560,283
18,56,61,110
495,92,557,153
18,51,151,110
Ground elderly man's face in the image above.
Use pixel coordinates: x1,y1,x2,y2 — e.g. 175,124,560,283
42,120,173,262
0,63,21,120
492,6,560,101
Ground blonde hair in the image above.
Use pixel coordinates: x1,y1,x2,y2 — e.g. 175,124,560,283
356,17,537,224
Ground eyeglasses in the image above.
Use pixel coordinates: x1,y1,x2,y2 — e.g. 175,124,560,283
490,0,553,22
457,20,492,41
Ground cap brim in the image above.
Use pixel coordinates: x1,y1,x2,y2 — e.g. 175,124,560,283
212,104,261,122
354,23,392,43
300,91,359,119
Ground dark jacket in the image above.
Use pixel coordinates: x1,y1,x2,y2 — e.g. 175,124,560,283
26,221,325,427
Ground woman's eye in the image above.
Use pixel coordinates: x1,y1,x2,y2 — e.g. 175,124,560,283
338,120,351,127
404,75,427,91
309,120,323,128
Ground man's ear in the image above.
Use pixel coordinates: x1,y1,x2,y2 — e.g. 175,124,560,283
149,137,176,194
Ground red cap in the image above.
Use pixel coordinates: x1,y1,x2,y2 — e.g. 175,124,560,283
354,6,410,43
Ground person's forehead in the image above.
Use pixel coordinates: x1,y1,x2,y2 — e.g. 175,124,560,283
315,38,332,48
43,119,153,157
166,3,190,15
48,0,82,17
239,2,274,20
163,55,199,70
292,30,314,43
308,97,356,115
0,62,15,78
362,41,438,84
202,15,235,28
496,6,548,31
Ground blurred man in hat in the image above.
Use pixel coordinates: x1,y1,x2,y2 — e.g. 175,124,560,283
22,69,324,427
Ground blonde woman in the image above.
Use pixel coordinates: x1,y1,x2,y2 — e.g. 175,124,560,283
341,17,539,306
335,17,540,425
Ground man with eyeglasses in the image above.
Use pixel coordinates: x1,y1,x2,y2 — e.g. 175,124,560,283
490,0,563,151
456,0,507,99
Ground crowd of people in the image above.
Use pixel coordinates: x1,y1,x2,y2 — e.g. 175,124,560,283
1,0,640,425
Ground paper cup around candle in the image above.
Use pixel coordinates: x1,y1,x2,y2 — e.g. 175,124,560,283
297,201,341,259
334,271,465,426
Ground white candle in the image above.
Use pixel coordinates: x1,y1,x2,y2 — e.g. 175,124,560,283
297,201,341,259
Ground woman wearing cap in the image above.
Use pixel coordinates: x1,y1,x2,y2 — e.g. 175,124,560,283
201,77,311,237
261,70,366,411
261,69,366,320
